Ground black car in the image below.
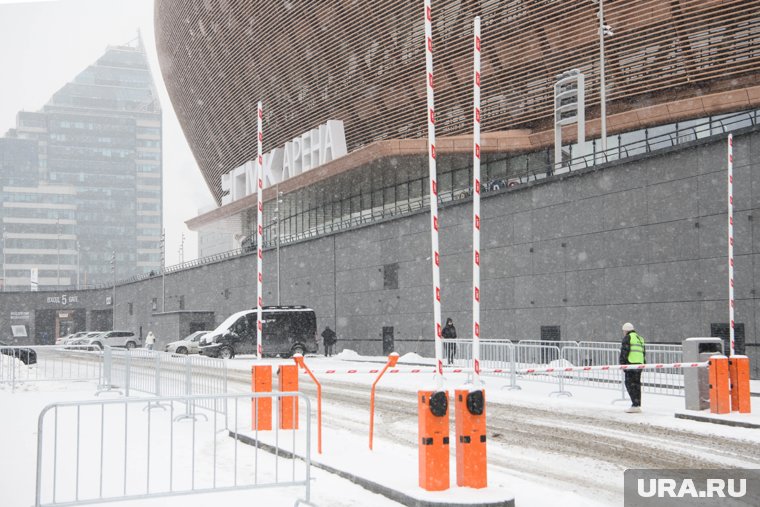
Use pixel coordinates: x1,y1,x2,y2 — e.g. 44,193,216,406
200,306,318,359
0,341,37,365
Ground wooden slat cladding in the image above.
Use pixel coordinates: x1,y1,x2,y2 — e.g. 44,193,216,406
155,0,760,203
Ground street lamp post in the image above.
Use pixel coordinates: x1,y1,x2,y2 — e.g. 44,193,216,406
595,0,613,154
111,250,116,329
76,241,80,290
56,218,61,288
1,227,6,292
161,229,166,312
276,188,283,305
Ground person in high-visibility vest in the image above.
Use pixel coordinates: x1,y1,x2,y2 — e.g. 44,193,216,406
619,322,646,413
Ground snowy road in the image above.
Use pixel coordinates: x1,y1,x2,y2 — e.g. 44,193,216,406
224,362,760,506
26,351,760,506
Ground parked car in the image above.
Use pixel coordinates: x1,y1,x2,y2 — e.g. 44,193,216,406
165,331,210,354
75,331,139,350
0,340,37,365
200,306,318,359
56,331,87,346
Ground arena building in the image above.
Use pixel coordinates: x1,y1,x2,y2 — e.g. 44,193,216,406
8,2,756,367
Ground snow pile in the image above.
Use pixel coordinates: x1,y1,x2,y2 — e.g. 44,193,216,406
334,349,360,359
399,352,426,363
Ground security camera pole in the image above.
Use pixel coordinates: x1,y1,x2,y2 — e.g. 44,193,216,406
595,0,613,153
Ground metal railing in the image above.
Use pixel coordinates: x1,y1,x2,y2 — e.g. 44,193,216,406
35,392,314,507
104,348,229,417
443,338,687,397
0,346,102,392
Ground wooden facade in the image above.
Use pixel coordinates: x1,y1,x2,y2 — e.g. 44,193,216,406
155,0,760,203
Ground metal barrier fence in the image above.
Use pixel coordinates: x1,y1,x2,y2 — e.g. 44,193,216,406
0,346,102,392
35,392,314,507
443,339,686,397
105,348,229,417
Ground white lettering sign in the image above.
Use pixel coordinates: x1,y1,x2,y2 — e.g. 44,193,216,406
46,294,78,305
221,120,347,205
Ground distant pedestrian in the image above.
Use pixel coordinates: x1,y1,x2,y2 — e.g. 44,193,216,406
442,318,457,365
145,331,156,351
619,322,646,413
321,326,337,357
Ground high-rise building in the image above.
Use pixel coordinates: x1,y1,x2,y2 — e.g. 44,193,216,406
1,37,162,290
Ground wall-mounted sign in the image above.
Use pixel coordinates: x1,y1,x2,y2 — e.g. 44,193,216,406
221,119,347,205
106,296,112,305
47,294,78,305
10,311,30,320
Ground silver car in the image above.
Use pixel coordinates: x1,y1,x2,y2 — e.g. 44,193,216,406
165,331,210,354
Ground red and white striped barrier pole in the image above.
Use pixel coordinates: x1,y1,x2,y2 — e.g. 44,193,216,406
424,0,444,386
727,133,735,356
256,101,264,360
293,362,707,376
472,16,482,384
513,362,708,375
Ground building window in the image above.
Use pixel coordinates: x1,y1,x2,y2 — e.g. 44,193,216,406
710,323,745,355
383,263,399,290
128,302,133,316
151,297,157,311
179,295,185,310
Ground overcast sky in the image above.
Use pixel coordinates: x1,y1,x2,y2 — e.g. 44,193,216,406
0,0,217,265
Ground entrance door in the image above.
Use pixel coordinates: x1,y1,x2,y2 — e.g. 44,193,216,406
382,327,394,355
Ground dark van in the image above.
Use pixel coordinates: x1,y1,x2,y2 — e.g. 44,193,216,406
199,306,318,359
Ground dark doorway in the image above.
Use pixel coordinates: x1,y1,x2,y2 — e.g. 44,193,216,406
540,325,561,363
710,323,745,355
382,327,394,355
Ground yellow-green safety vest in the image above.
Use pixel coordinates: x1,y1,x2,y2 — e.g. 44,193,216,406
628,332,645,364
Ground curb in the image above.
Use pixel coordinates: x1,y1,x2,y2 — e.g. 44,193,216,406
674,413,760,429
230,431,514,507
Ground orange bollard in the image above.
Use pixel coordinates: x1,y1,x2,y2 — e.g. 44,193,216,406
251,365,272,431
455,388,487,488
708,355,730,414
369,352,400,450
278,364,299,429
294,354,322,454
729,356,751,414
418,390,449,491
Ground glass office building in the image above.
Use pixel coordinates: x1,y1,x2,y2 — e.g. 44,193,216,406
1,38,162,290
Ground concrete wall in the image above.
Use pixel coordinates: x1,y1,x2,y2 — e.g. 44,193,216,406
2,128,758,375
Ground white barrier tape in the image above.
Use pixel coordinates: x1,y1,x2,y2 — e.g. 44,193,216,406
515,362,708,375
294,362,707,376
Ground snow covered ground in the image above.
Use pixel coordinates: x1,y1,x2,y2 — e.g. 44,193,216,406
1,350,759,507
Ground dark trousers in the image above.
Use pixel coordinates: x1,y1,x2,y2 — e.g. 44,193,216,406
445,344,456,364
325,343,334,357
624,370,642,407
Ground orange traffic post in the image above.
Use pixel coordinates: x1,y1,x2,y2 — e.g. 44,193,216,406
278,363,299,430
708,355,730,414
418,390,450,491
251,364,272,431
369,352,400,450
729,355,751,414
455,388,487,488
294,354,322,454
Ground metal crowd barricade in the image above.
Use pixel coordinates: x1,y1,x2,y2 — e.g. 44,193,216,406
103,348,229,418
0,345,102,392
35,392,315,507
573,341,685,396
512,342,569,396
